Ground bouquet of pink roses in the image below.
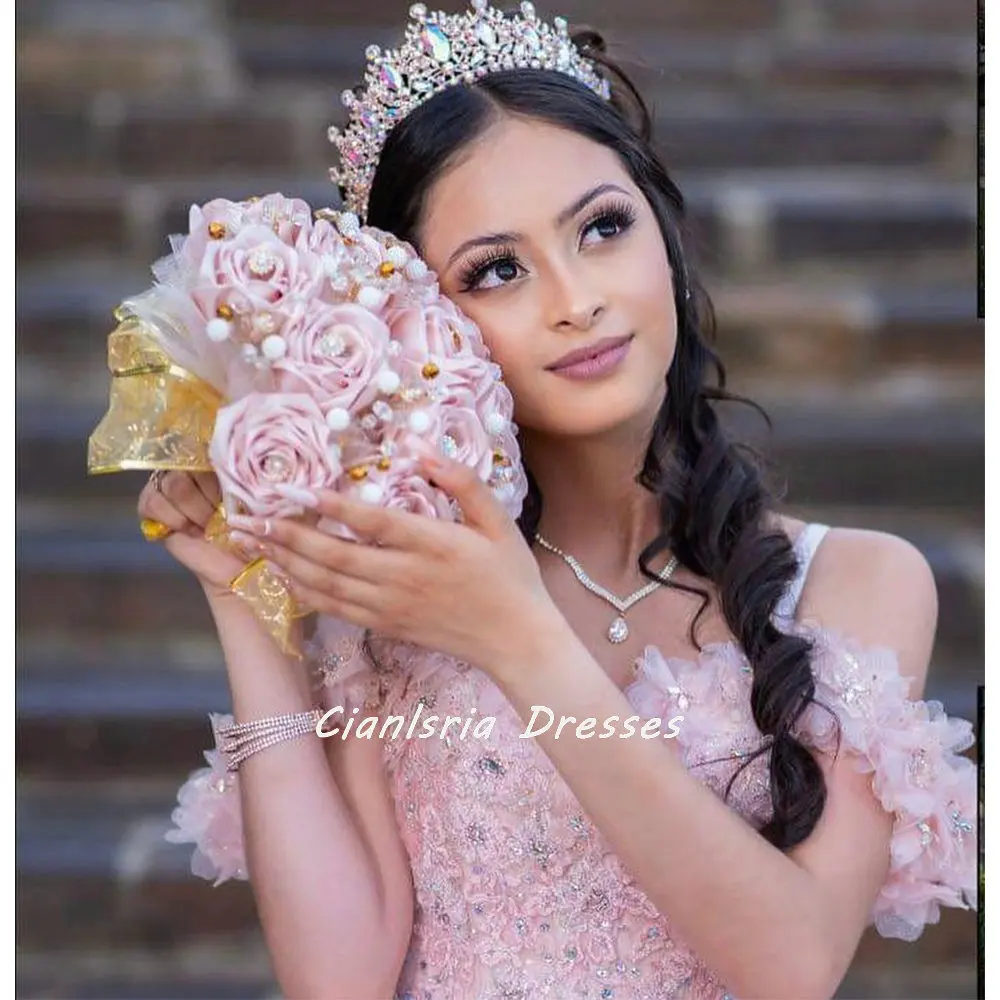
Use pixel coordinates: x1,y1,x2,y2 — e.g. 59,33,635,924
88,192,527,648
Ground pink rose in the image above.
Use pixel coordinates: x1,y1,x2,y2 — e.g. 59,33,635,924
177,195,312,273
340,465,455,520
240,194,314,243
386,298,487,362
210,393,341,517
195,226,324,315
436,393,494,481
178,198,247,271
272,302,392,413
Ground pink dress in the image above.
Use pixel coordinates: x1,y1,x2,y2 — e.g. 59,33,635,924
167,524,978,999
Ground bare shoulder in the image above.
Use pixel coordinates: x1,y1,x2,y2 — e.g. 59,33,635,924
795,522,938,697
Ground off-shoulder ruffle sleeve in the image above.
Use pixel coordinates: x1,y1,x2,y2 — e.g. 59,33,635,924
794,626,978,941
164,615,373,885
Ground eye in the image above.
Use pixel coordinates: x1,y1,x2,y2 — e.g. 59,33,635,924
580,200,638,248
458,248,524,292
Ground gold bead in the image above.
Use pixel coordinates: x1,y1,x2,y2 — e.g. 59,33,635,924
493,449,506,464
376,457,392,471
216,303,235,320
208,221,227,239
247,195,261,203
421,361,440,379
348,465,369,481
378,262,395,277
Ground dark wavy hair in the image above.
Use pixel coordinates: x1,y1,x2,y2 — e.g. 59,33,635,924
354,30,832,851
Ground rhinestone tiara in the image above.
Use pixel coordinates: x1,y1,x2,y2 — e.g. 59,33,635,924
328,0,612,221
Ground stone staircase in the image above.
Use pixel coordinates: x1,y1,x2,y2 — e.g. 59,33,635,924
16,0,981,997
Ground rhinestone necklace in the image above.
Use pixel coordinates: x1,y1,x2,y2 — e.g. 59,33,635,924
534,534,679,644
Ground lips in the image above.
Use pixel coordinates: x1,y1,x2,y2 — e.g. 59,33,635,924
547,334,634,371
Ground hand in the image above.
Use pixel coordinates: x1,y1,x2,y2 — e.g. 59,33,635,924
225,449,561,672
137,471,248,600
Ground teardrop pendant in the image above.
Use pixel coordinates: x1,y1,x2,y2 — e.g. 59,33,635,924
607,616,629,644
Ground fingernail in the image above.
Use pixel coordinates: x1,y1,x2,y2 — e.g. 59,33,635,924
227,514,266,534
229,529,265,551
409,438,445,469
274,483,320,506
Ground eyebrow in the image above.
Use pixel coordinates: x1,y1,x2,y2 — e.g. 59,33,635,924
444,182,631,272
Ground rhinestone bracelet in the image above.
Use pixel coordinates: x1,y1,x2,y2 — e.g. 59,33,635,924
215,709,324,772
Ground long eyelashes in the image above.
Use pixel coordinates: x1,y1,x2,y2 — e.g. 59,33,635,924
458,244,519,291
456,199,638,292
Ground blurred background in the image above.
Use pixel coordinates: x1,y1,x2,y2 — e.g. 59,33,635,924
16,0,982,997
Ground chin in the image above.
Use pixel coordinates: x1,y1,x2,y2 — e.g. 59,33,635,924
516,379,667,440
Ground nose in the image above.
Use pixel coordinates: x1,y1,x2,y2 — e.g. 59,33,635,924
542,256,607,333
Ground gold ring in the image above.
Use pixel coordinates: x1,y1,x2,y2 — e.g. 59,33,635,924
140,518,172,543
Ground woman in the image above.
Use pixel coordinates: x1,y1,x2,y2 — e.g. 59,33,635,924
145,3,977,997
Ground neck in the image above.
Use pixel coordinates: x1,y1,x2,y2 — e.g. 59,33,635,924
521,419,664,581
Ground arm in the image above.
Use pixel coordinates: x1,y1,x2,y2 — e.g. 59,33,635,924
140,470,413,998
484,531,938,1000
198,591,414,1000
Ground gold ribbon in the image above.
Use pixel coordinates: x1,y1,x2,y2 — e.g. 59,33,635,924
88,309,310,656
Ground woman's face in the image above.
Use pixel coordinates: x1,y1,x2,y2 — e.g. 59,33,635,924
418,115,678,440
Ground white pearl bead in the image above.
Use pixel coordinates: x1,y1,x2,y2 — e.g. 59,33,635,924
404,258,428,281
206,318,232,342
261,335,287,360
356,286,385,310
240,343,259,361
376,369,401,394
359,482,383,504
326,407,351,431
485,412,507,435
386,245,409,268
408,410,432,434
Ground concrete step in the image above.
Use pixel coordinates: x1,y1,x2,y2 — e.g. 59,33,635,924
17,941,275,1000
14,97,971,180
229,0,978,40
229,0,785,33
836,959,977,999
820,0,978,36
13,168,976,276
17,779,260,950
232,25,975,100
18,0,239,106
17,664,231,780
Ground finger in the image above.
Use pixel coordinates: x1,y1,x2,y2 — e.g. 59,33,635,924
260,538,387,608
285,580,377,631
226,514,398,585
159,472,217,529
273,483,446,552
414,446,513,539
138,490,195,534
191,472,223,508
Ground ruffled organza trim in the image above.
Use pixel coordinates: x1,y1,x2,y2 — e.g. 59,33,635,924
627,626,978,942
800,627,977,940
164,712,248,885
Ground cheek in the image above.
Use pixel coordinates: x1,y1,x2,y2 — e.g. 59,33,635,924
455,298,535,380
